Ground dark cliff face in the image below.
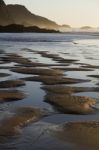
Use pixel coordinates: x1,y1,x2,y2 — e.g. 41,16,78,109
0,0,13,26
0,0,71,31
0,0,5,5
6,4,59,29
0,0,59,29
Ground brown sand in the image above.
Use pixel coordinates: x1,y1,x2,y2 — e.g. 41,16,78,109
0,107,46,137
22,75,90,85
52,67,93,71
45,94,98,114
11,67,63,76
42,85,99,94
0,80,25,88
51,121,99,150
0,90,25,102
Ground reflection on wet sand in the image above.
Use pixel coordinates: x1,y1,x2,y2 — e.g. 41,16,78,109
0,107,47,142
0,34,99,150
50,121,99,150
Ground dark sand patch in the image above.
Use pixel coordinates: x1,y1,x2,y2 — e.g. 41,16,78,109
56,58,79,63
51,57,79,64
0,90,25,102
39,52,59,59
11,67,63,76
21,48,37,52
22,76,90,85
21,49,48,54
2,54,49,68
0,80,25,88
0,73,10,78
7,53,65,67
45,94,98,114
82,65,99,69
0,107,46,138
7,54,34,65
15,63,70,67
38,51,78,64
51,121,99,150
0,49,5,54
0,56,12,63
0,61,6,65
1,53,70,67
74,62,90,65
42,85,99,94
7,54,52,67
6,53,39,66
88,75,99,78
52,67,93,71
0,66,15,69
60,52,70,54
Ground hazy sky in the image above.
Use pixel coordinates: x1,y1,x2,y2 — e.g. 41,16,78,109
5,0,99,27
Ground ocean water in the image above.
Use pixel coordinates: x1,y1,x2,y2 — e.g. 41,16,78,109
0,33,99,150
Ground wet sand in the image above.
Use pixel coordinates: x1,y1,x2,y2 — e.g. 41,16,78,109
0,33,99,150
50,121,99,150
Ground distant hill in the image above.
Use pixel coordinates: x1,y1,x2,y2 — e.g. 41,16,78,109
61,24,71,28
6,4,60,30
0,0,71,31
0,0,60,30
0,0,13,25
60,24,72,32
80,26,92,30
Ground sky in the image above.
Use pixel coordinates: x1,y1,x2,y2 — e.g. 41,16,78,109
5,0,99,27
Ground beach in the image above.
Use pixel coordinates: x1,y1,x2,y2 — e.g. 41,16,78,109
0,32,99,150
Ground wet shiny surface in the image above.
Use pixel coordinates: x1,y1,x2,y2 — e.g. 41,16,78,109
0,33,99,150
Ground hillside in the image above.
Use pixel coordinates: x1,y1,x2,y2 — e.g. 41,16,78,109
0,0,71,31
0,0,59,30
6,4,60,30
0,0,13,25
